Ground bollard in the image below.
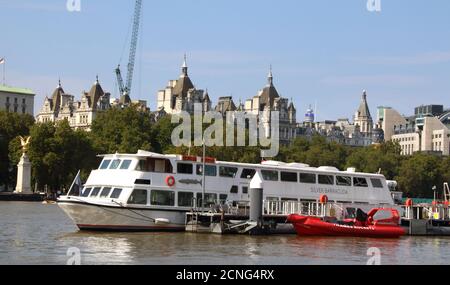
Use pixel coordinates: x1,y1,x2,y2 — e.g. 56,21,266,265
250,172,264,227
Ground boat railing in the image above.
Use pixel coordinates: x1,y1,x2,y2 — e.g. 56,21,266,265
403,204,450,220
263,200,337,217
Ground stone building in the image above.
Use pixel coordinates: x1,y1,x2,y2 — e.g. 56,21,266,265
244,69,297,144
0,85,35,116
380,105,450,156
36,77,111,131
157,56,211,115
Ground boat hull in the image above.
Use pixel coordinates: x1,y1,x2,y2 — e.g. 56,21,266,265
58,201,187,232
288,215,405,238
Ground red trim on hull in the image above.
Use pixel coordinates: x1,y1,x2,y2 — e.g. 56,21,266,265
77,224,185,232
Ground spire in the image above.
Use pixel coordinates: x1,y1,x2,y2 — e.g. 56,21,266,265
95,74,99,85
57,78,61,88
267,65,273,86
357,89,371,118
181,53,188,77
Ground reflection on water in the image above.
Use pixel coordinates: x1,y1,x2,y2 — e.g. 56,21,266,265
1,202,450,265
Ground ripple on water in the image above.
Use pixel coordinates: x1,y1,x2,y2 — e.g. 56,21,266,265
1,202,450,265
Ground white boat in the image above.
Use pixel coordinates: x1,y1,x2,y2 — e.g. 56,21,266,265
58,150,396,232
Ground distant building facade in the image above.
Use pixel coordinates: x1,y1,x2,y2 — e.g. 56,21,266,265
296,90,376,147
243,69,297,144
379,104,450,156
157,57,211,115
0,85,35,116
36,78,112,131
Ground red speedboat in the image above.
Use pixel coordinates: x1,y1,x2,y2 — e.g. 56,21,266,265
287,208,405,238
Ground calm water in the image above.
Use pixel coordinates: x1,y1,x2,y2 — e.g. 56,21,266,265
1,202,450,265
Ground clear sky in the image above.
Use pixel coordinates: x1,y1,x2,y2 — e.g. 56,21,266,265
1,0,450,120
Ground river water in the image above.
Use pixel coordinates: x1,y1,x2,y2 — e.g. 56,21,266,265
1,202,449,265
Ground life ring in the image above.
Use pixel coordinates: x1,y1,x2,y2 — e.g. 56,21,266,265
319,195,328,204
166,176,175,187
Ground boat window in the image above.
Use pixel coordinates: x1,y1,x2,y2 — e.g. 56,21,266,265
177,163,193,174
219,194,228,204
109,159,121,170
99,160,111,170
178,192,194,207
219,166,239,178
90,187,101,197
136,160,147,171
151,190,175,206
241,168,256,179
81,187,92,197
261,170,279,181
281,172,298,182
336,176,352,186
300,173,316,184
318,175,334,185
354,177,369,187
266,197,279,201
230,185,238,194
134,179,151,185
371,178,384,188
196,164,217,176
120,160,132,170
197,193,218,207
110,188,122,199
242,186,248,194
128,189,148,205
99,187,112,198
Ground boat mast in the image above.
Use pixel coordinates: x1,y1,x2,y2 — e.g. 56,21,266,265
202,140,206,212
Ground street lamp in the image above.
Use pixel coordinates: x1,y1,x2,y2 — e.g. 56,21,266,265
432,185,437,201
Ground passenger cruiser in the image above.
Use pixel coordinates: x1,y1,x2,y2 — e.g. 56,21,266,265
58,150,396,231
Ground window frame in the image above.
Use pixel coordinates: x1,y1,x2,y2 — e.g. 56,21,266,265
127,189,148,205
261,170,279,181
177,163,193,174
281,171,298,183
318,175,335,185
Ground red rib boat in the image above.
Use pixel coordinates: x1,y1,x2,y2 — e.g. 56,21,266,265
287,208,405,238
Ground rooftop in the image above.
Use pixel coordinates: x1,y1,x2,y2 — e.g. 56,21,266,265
0,85,35,96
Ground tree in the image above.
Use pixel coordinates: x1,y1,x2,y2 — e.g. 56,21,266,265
396,153,444,198
0,111,34,190
10,121,97,192
90,107,154,154
346,141,403,179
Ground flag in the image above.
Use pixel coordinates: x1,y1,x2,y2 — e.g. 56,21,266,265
0,58,4,65
67,170,82,196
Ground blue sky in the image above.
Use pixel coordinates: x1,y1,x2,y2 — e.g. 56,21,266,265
1,0,450,120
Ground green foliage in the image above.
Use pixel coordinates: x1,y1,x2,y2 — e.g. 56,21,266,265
90,107,155,154
24,121,97,191
279,136,351,170
0,111,34,188
1,108,450,198
345,141,403,180
396,153,444,198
